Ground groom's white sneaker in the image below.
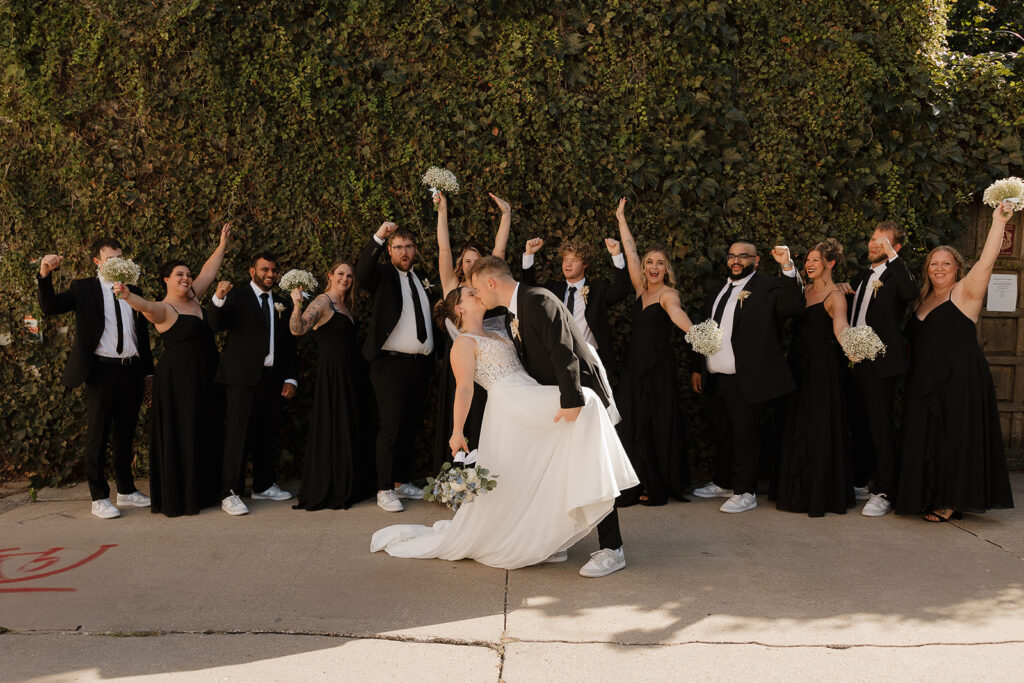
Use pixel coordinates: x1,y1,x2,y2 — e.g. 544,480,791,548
720,493,757,513
393,482,424,499
116,491,151,508
251,483,292,501
377,490,403,512
692,482,733,498
221,492,250,516
579,547,625,578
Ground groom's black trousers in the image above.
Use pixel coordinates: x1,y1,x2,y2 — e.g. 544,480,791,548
597,510,622,550
370,352,433,490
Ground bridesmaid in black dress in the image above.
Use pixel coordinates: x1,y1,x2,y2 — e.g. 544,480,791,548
614,198,695,505
897,201,1016,521
431,190,511,471
776,238,854,517
113,224,230,517
288,260,372,510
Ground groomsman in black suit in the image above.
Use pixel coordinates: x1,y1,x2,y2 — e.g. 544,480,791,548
690,243,804,513
357,221,435,513
520,237,630,379
841,222,916,517
208,253,299,516
470,256,628,578
36,238,155,519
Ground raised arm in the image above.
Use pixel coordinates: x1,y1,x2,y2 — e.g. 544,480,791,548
192,223,231,297
488,193,512,260
616,198,644,293
356,222,396,294
289,292,332,336
435,193,458,295
959,202,1013,305
448,335,477,455
659,288,693,333
520,238,543,285
36,254,76,315
604,238,631,304
111,283,172,326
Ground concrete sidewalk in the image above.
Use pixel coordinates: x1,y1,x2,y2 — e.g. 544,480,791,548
1,475,1022,682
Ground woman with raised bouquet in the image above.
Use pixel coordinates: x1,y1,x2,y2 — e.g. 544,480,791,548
776,238,860,517
896,198,1017,522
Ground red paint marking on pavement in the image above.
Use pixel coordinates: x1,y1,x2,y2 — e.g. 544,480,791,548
0,544,117,592
0,587,77,593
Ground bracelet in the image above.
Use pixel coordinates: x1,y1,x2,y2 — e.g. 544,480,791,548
782,261,794,271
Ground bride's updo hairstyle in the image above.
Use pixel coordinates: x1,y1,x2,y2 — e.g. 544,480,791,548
434,286,466,331
808,238,844,268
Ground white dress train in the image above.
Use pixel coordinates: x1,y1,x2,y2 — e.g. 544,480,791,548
370,331,639,569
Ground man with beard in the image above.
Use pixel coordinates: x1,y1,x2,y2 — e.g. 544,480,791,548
840,222,916,516
689,242,804,513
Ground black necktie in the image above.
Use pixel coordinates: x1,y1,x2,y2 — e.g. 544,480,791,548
113,290,124,354
408,273,428,343
713,283,735,324
850,278,867,326
260,293,271,353
566,285,576,315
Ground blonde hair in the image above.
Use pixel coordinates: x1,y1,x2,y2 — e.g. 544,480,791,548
917,245,967,306
641,248,676,289
324,259,355,310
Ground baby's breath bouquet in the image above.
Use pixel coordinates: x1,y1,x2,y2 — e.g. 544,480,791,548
422,166,460,200
982,177,1024,211
685,319,723,356
840,325,887,365
279,269,317,299
98,257,141,287
423,457,498,512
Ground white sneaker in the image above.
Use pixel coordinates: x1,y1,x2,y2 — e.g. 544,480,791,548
91,498,121,519
377,489,404,512
542,551,568,564
221,492,250,516
854,485,870,501
116,491,151,508
692,482,734,499
720,493,757,513
579,547,626,578
393,482,424,499
861,493,892,517
251,483,292,501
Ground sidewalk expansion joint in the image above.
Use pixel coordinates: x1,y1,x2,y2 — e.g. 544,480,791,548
497,569,510,682
951,523,1024,562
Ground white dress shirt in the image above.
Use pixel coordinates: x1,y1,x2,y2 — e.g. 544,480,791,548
707,268,797,375
381,268,435,355
95,274,139,359
212,282,297,386
850,257,895,327
508,282,521,318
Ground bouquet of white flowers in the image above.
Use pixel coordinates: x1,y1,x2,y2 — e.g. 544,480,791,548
982,177,1024,211
422,166,460,199
684,319,723,356
423,456,498,512
98,257,141,287
279,269,317,299
840,325,887,365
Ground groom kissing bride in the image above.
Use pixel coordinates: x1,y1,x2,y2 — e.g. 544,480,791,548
371,256,638,577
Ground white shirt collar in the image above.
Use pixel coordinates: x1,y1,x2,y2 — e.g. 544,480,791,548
250,280,271,298
725,271,756,291
509,282,521,317
870,259,890,277
566,277,586,289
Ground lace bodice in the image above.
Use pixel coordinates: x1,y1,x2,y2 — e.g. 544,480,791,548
464,331,524,390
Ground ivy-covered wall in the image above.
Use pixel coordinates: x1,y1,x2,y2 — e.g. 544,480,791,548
1,1,1021,485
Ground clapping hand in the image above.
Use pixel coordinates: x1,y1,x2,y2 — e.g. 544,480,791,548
215,281,233,299
605,238,621,255
771,245,792,267
525,238,544,255
488,192,511,215
39,254,63,277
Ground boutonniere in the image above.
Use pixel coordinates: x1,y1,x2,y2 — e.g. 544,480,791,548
421,278,433,293
736,290,751,308
510,316,521,340
871,280,883,298
581,285,590,303
274,302,286,317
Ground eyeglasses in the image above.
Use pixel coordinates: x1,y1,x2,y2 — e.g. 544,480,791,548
389,245,416,252
726,253,756,261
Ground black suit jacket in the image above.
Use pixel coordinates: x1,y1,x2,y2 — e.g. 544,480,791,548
207,283,298,387
509,285,612,410
355,237,436,362
690,272,804,404
845,256,917,377
521,262,630,375
37,274,155,387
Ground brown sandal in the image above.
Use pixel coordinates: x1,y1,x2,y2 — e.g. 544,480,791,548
924,509,962,523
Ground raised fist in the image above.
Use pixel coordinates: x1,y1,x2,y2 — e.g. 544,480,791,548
215,281,233,299
39,254,63,277
525,238,544,255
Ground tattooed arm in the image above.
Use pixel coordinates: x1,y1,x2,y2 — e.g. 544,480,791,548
289,292,332,335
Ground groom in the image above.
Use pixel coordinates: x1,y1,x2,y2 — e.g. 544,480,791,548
469,255,627,578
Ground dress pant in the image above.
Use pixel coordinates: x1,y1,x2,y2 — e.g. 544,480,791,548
222,368,282,499
370,352,433,490
83,359,144,501
708,373,764,495
597,510,622,550
848,365,899,496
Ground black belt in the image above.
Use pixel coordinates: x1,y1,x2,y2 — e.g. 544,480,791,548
381,350,429,358
95,355,139,366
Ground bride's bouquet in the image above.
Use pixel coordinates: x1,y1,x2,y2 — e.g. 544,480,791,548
279,269,317,299
422,166,460,200
840,325,886,365
98,257,141,289
983,177,1024,211
685,319,723,356
423,451,498,512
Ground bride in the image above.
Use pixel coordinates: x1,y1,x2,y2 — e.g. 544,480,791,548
370,285,638,570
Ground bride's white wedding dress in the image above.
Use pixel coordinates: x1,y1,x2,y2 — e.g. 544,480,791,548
370,330,639,569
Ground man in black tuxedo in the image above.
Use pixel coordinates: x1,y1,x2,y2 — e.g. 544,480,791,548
689,242,804,513
520,237,630,379
208,253,299,516
841,221,916,517
357,222,435,513
470,256,628,578
36,238,155,519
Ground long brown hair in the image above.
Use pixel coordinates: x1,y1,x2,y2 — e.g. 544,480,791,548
917,245,967,306
640,247,676,290
434,285,466,330
455,241,489,284
324,259,356,310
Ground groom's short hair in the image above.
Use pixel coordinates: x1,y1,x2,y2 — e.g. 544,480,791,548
469,256,513,283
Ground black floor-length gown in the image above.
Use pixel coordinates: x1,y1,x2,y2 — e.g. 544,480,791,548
616,297,688,505
149,311,222,517
295,307,372,510
776,299,853,517
896,299,1014,514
